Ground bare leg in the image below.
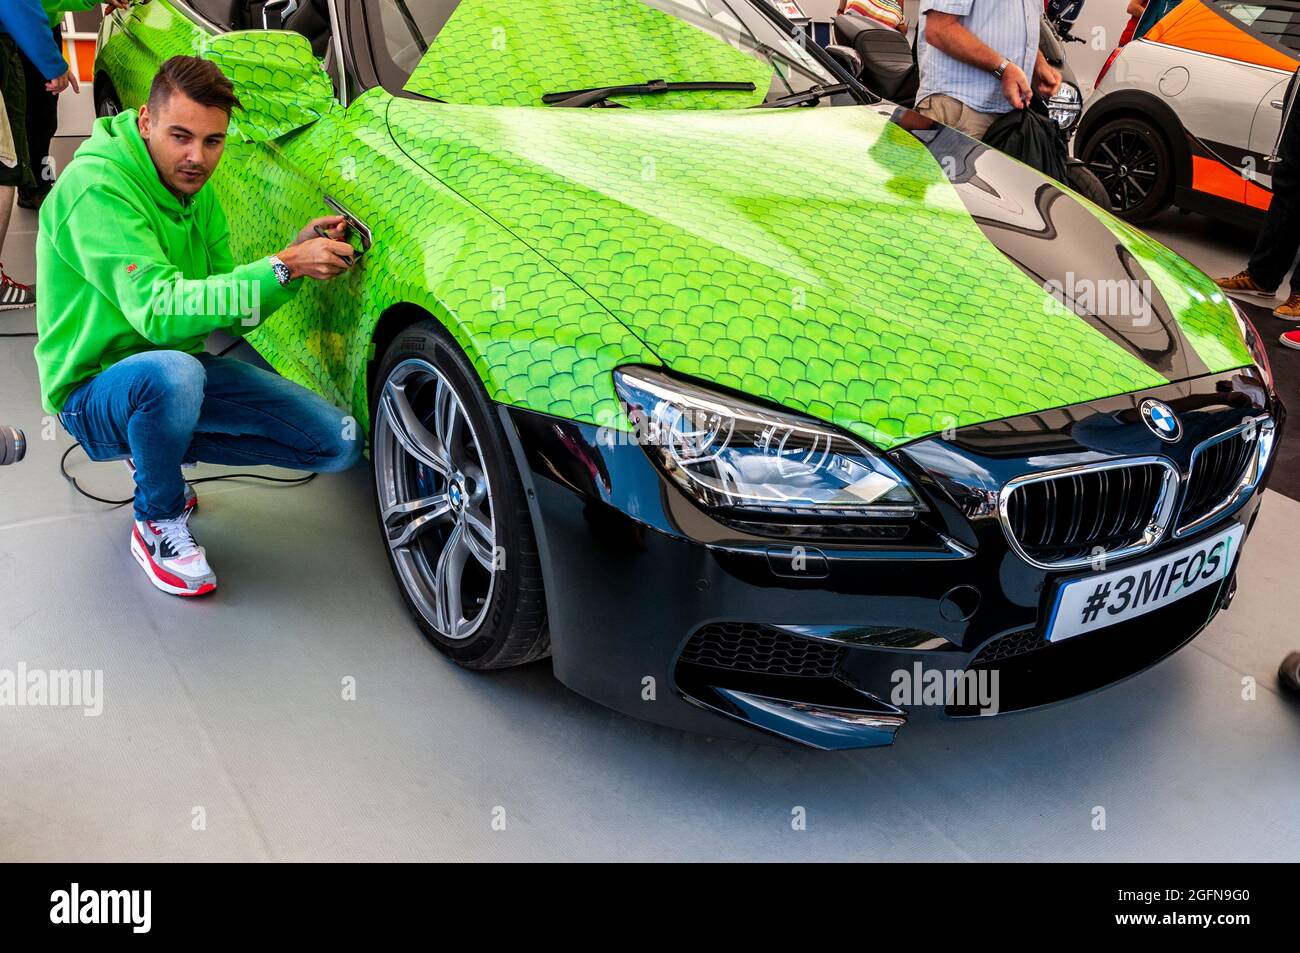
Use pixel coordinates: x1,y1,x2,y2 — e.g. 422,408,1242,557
0,185,14,258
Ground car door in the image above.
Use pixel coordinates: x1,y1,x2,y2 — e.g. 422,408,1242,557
1243,4,1300,200
100,0,364,405
97,0,212,106
1249,74,1293,198
210,3,378,410
1215,2,1300,202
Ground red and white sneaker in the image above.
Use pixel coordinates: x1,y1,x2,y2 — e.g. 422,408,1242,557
131,517,217,597
0,264,35,311
125,458,197,518
1280,329,1300,350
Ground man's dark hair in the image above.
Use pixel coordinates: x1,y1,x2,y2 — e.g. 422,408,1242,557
147,56,243,116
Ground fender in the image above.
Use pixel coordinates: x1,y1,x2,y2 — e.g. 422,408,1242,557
1076,87,1192,189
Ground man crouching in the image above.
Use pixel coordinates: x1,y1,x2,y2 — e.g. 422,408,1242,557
35,56,362,597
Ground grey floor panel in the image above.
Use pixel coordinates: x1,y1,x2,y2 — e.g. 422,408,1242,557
2,432,1297,860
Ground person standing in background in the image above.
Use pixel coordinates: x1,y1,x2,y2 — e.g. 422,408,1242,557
1119,0,1148,46
914,0,1061,140
19,2,136,211
0,0,79,308
1215,70,1300,324
839,0,908,32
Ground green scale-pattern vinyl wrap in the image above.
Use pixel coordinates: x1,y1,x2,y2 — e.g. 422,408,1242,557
389,100,1173,447
97,11,657,436
95,1,198,106
95,0,1253,451
403,0,775,109
202,30,338,142
216,91,659,437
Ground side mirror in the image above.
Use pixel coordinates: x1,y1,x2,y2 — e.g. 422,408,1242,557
824,44,863,81
201,29,334,143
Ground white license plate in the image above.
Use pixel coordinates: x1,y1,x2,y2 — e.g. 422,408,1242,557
1045,524,1245,643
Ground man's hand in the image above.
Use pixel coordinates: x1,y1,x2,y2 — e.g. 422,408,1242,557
276,238,356,281
104,0,134,10
1001,62,1032,110
1033,52,1062,99
46,70,80,94
294,214,347,246
925,12,1032,109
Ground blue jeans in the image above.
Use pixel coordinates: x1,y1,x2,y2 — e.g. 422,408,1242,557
58,350,365,521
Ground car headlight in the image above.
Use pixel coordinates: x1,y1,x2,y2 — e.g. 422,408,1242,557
1230,298,1273,390
1048,82,1082,131
612,367,925,517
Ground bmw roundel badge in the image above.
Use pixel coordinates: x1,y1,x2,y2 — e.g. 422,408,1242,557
1140,399,1181,442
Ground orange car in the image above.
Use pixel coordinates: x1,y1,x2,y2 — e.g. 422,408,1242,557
1077,0,1298,224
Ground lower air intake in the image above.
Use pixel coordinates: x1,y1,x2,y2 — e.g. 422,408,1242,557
679,623,846,678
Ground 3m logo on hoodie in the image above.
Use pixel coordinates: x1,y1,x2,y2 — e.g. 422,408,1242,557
126,263,139,278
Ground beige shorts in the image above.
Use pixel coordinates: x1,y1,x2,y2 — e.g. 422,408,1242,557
0,78,14,171
915,93,1000,140
0,84,15,169
0,34,30,184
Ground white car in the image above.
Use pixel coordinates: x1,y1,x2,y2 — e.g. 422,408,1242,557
1076,0,1298,224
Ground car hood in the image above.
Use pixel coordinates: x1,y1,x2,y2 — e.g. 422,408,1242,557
386,99,1251,450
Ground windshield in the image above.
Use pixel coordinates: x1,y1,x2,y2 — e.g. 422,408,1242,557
366,0,846,108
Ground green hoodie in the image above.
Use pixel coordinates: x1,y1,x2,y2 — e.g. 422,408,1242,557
35,108,297,415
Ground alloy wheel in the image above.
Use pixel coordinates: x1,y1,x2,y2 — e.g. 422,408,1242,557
1087,129,1159,213
374,358,497,640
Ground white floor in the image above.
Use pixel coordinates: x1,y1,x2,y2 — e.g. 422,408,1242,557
1,122,1298,861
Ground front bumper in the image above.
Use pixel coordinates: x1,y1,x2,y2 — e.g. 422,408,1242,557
500,368,1283,749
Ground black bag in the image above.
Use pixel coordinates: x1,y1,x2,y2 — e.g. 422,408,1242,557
981,95,1069,185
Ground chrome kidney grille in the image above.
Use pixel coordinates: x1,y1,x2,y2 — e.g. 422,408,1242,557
1175,418,1275,537
999,417,1274,570
1000,460,1180,570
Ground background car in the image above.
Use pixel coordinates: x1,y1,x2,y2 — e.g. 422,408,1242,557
1077,0,1300,224
95,0,1281,749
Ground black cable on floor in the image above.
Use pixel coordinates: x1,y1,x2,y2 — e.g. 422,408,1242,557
11,319,321,501
59,441,316,507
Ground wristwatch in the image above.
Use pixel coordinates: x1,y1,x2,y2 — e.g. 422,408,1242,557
269,255,292,286
993,58,1009,79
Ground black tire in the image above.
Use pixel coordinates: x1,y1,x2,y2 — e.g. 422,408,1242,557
1065,162,1113,212
370,319,549,670
94,75,122,119
1079,116,1172,223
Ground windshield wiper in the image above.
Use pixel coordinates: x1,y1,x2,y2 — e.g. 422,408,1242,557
543,78,756,108
757,83,851,108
